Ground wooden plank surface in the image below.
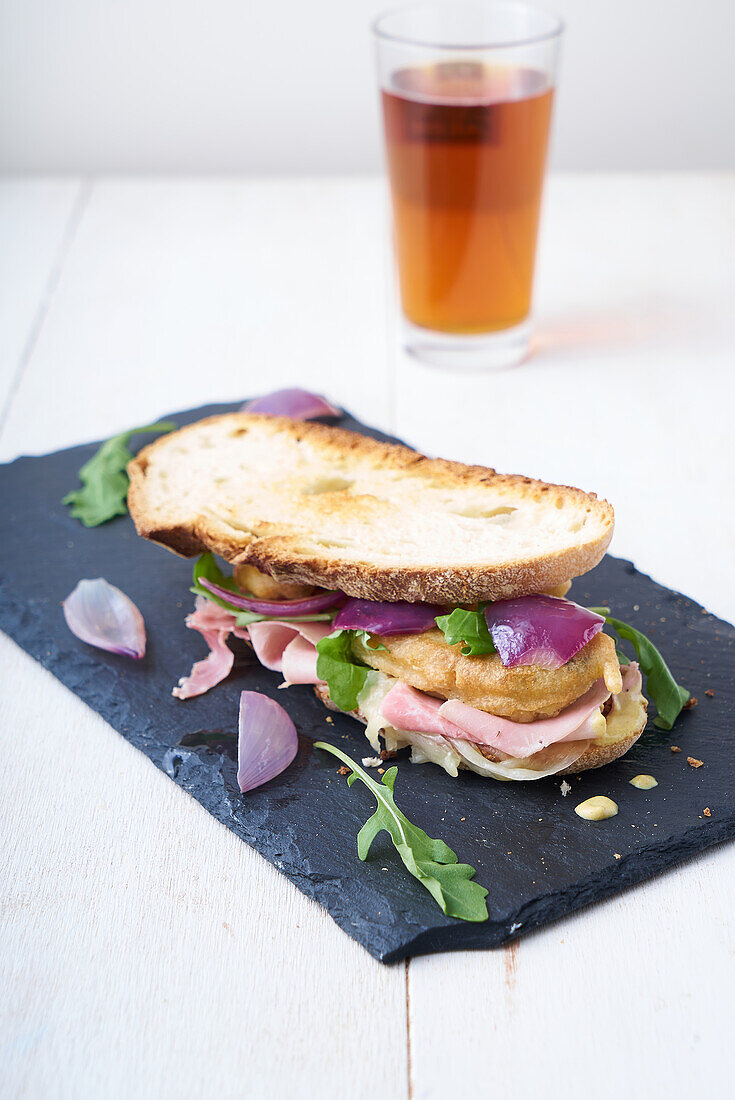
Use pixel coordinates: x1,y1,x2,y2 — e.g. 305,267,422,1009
0,177,408,1100
0,178,84,411
1,174,733,1099
395,174,735,1100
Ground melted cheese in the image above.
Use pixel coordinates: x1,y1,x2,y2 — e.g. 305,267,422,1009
355,670,646,780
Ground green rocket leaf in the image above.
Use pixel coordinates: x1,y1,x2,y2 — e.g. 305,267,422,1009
63,421,176,526
315,742,489,922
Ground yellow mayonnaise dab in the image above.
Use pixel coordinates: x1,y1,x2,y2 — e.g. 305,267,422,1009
575,796,619,822
630,774,658,790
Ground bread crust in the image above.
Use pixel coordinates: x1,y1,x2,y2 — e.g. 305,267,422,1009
128,413,614,604
557,719,646,774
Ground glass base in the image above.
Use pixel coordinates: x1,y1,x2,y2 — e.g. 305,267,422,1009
403,318,531,371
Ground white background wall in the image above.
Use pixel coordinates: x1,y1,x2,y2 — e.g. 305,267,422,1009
1,0,734,174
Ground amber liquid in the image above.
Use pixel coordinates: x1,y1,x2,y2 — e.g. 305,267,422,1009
382,63,553,334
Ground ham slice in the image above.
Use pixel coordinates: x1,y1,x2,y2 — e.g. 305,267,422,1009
174,608,333,698
381,678,614,758
379,683,468,743
439,683,610,757
173,597,250,699
246,620,333,684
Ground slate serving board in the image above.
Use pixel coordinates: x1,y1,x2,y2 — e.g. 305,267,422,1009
2,402,734,962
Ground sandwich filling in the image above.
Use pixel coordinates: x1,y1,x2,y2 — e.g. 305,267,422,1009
173,582,647,780
245,617,644,779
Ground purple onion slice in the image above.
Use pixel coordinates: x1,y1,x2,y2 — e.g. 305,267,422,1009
484,595,604,669
242,388,341,420
199,579,344,616
63,578,146,659
237,690,298,793
333,598,444,636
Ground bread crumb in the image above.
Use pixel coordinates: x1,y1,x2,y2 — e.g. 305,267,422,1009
378,767,385,774
687,756,704,768
362,756,382,768
614,853,621,860
560,780,572,797
670,745,681,753
337,765,351,776
380,749,398,760
705,689,715,697
325,715,333,723
684,697,698,710
703,807,712,817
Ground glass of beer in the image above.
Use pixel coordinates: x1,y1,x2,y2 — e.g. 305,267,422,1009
373,1,564,369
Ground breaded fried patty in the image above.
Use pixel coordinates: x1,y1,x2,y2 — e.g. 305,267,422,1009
350,629,622,721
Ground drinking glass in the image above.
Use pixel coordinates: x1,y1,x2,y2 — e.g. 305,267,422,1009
373,1,564,369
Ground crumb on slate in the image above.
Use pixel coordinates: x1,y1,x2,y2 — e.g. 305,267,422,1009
378,767,385,774
380,749,398,760
362,756,382,768
337,765,351,776
325,716,333,723
684,697,698,710
560,780,572,797
705,689,715,697
703,807,712,817
614,853,621,860
687,756,704,768
670,745,681,753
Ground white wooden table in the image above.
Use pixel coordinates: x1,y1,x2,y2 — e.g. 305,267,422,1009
1,174,734,1099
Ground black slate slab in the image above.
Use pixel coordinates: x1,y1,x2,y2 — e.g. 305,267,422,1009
1,402,734,962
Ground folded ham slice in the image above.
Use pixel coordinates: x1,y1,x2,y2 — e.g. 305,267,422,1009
247,621,333,684
380,665,641,758
380,680,602,757
174,607,334,699
438,681,611,757
173,597,251,699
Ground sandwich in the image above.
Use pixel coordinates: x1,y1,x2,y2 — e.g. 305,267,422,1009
128,412,687,781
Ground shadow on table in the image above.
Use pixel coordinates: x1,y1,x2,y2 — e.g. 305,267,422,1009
532,297,708,365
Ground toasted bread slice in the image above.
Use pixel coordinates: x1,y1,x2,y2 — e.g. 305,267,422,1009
128,413,614,603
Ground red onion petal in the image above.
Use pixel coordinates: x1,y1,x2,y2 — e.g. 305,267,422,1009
333,598,444,635
237,690,298,793
242,388,341,419
199,578,344,616
63,578,146,659
484,596,604,669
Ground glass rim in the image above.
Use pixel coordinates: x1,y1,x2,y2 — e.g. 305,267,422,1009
371,0,565,51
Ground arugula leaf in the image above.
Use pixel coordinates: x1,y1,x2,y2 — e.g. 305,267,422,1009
63,421,176,526
591,611,689,729
315,630,370,711
190,552,241,608
315,742,488,922
353,630,389,652
435,605,496,656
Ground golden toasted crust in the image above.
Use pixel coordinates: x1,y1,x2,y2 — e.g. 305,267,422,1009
351,630,622,721
557,725,645,774
127,413,614,604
